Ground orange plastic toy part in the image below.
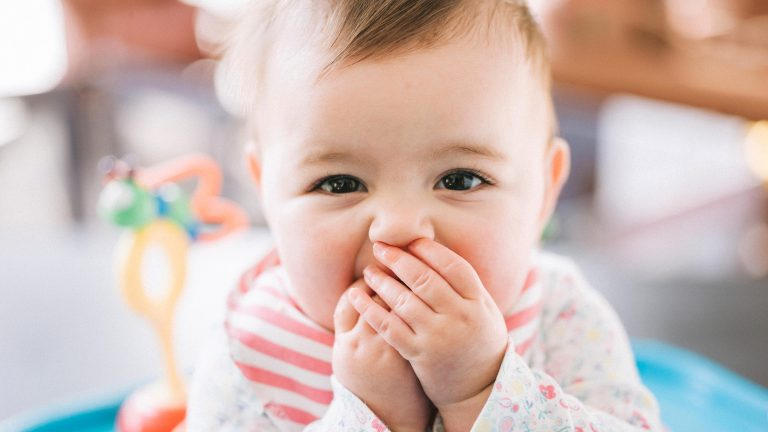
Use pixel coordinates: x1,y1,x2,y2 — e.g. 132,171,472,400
116,384,186,432
135,154,249,242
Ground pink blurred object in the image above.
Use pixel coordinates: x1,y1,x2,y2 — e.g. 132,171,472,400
61,0,202,81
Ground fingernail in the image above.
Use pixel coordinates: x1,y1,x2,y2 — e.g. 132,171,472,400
372,242,389,260
347,288,360,303
334,295,348,322
363,266,377,285
337,292,349,308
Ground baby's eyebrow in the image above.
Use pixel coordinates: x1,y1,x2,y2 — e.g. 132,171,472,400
299,142,505,166
430,142,506,161
299,151,363,166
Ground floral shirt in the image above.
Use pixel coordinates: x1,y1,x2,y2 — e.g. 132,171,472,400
186,251,661,431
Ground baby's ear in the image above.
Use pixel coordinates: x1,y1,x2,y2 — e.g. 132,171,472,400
539,137,570,228
245,141,262,189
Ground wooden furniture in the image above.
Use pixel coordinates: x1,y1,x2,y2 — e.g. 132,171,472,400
543,0,768,120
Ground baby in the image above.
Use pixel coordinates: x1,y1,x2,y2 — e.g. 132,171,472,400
188,1,662,431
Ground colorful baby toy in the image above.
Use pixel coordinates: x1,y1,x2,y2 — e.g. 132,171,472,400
98,154,248,432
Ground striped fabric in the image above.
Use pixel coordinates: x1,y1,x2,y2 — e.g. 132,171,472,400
225,250,542,429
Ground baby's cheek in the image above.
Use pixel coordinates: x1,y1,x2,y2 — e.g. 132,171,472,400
448,227,532,312
280,228,361,330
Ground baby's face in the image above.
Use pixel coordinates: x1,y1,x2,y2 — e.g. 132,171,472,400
251,32,565,330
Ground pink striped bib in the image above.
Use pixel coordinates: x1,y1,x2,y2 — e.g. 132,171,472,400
225,250,542,429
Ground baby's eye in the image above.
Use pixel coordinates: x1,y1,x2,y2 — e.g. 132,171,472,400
314,175,366,194
436,170,490,191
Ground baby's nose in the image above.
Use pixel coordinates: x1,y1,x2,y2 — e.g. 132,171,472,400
367,198,435,248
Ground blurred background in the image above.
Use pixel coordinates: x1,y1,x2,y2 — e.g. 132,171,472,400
1,0,767,421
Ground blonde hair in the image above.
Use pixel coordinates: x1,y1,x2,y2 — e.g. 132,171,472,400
215,0,553,134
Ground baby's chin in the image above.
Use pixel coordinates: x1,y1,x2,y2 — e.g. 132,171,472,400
306,306,336,333
286,287,340,332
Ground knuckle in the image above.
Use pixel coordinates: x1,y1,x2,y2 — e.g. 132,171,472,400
442,258,467,276
348,338,360,352
407,337,425,359
368,311,383,328
455,307,472,326
378,316,391,335
394,291,411,313
360,309,378,327
357,301,370,316
337,332,360,352
412,269,433,292
390,251,403,267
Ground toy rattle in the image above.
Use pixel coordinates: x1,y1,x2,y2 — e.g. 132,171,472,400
98,154,248,432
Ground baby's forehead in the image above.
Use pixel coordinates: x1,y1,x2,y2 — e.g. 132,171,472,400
217,1,550,120
288,9,545,85
253,44,553,167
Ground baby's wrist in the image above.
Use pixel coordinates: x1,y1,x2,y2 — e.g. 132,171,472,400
361,390,434,432
435,383,493,432
375,410,432,432
386,421,431,432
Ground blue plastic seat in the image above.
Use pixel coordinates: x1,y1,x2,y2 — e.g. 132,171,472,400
632,340,768,432
3,340,767,431
0,392,123,432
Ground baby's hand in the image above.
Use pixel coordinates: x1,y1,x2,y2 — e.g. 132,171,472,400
333,279,434,432
348,239,508,428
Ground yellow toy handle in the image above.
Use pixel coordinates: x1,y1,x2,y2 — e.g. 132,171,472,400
118,219,188,403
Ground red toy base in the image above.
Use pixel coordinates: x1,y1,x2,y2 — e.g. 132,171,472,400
116,387,186,432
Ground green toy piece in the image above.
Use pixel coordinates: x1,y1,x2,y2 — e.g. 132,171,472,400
97,157,200,239
98,178,156,229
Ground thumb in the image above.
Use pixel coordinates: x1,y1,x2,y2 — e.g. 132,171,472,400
334,279,364,333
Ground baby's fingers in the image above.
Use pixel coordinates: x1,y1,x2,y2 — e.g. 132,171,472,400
408,238,484,300
334,279,365,333
348,287,418,358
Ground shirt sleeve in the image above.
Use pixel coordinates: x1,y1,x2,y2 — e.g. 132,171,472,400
447,262,662,432
186,328,391,432
305,377,392,431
